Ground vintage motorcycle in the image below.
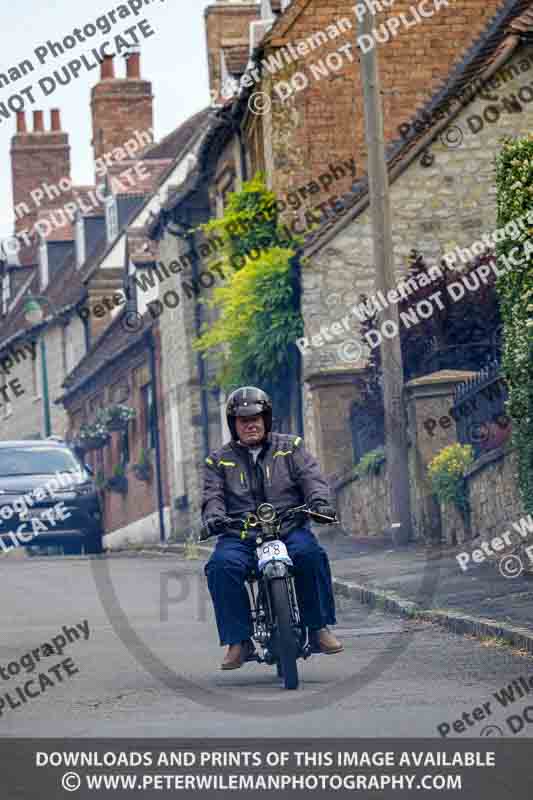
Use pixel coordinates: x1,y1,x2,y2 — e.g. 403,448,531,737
202,502,338,690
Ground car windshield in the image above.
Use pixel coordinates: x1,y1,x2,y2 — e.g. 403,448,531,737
0,448,82,477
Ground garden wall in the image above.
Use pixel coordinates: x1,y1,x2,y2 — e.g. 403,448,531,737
334,464,391,538
440,446,526,546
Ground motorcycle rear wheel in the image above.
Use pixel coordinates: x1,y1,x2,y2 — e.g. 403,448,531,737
270,579,299,690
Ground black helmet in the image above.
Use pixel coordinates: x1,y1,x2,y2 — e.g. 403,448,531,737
226,386,272,440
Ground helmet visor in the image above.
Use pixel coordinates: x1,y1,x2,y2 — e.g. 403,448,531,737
233,403,265,418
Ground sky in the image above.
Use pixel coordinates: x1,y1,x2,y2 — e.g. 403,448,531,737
0,0,212,241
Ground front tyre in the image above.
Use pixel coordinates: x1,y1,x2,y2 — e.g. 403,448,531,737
270,579,299,690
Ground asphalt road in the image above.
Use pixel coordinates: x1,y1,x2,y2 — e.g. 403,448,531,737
1,551,533,738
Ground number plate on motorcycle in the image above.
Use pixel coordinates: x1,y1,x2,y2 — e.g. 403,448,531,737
256,540,292,571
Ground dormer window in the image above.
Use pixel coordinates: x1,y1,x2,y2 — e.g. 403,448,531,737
75,216,86,268
39,240,49,291
105,195,118,242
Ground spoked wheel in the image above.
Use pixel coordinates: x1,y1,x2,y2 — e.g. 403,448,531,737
270,579,299,690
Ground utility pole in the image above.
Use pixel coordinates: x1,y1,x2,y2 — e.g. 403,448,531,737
357,8,412,545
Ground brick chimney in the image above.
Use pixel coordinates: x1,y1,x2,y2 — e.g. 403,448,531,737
204,0,260,95
10,109,71,234
91,51,153,175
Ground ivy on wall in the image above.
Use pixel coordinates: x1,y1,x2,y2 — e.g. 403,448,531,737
495,136,533,513
193,174,303,390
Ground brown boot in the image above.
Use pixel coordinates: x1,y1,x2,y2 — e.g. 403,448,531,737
317,627,344,654
221,640,254,670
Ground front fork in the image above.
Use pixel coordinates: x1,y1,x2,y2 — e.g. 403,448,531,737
250,574,312,663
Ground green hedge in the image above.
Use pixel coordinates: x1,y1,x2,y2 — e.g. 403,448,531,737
495,136,533,513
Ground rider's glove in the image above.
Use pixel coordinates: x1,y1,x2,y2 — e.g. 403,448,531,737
203,516,231,538
310,502,337,520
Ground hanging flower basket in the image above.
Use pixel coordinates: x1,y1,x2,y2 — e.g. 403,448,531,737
105,475,128,494
85,435,110,451
131,448,152,482
132,462,152,482
76,422,110,451
105,464,128,495
100,405,136,432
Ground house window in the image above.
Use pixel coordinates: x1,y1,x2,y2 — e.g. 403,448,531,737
105,195,119,242
1,273,10,315
39,241,49,290
141,383,155,451
75,217,86,268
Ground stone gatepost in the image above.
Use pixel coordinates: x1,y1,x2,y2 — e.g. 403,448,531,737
305,368,367,480
404,369,477,543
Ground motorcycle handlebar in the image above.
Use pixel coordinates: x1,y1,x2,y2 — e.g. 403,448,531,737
199,505,337,541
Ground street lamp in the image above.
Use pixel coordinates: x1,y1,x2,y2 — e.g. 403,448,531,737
23,295,59,438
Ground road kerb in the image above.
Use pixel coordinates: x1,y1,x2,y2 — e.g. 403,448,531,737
332,577,533,654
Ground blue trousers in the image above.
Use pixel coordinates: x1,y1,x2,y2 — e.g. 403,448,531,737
204,527,337,646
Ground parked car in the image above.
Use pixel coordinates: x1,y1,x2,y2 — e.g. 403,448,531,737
0,439,103,554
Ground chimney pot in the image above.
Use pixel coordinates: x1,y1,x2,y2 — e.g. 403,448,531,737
126,51,141,79
51,109,61,131
101,54,115,80
33,110,44,132
16,111,27,134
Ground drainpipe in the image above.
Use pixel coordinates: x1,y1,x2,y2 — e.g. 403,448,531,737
235,125,248,183
40,334,51,437
146,327,166,543
185,212,210,458
291,254,304,436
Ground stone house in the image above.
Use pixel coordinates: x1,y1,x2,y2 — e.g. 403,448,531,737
58,104,215,547
0,52,157,440
296,3,533,541
145,0,315,540
0,49,214,546
147,0,521,541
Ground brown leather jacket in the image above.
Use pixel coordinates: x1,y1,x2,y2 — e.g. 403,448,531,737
201,432,332,537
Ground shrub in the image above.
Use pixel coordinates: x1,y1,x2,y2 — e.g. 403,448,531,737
428,443,474,513
494,136,533,514
353,447,386,479
193,174,303,389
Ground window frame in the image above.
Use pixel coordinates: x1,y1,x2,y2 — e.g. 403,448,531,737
75,216,86,268
105,195,119,242
39,240,49,291
141,383,155,452
1,272,10,315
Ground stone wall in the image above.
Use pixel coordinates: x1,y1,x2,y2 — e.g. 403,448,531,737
335,463,391,538
300,46,533,388
440,446,526,546
468,448,525,536
334,375,525,544
336,437,526,545
156,229,208,539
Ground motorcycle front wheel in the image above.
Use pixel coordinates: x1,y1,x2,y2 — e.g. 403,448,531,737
270,579,299,690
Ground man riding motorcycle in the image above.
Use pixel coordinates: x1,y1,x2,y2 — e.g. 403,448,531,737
203,386,343,670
